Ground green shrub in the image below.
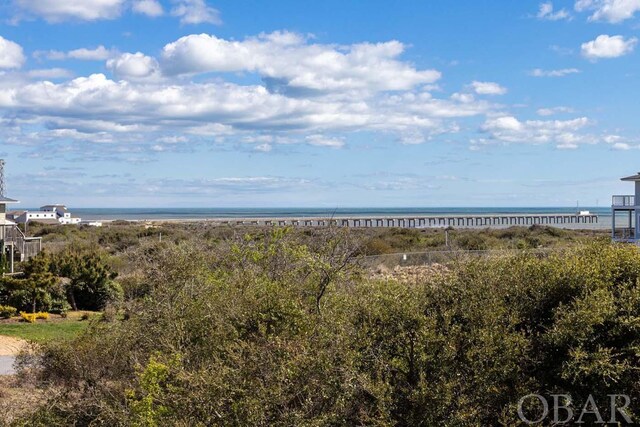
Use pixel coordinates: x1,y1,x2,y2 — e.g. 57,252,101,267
15,239,640,426
455,233,488,250
0,305,17,319
49,298,71,315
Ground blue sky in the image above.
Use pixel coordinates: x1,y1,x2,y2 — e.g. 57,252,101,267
0,0,638,207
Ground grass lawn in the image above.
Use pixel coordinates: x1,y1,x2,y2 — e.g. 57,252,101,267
0,311,99,343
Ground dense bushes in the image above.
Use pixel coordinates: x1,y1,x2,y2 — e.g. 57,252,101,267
52,252,121,311
15,234,640,425
0,305,17,319
0,251,121,313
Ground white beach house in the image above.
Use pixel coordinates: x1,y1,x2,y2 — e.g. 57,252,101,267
9,204,81,225
612,172,640,243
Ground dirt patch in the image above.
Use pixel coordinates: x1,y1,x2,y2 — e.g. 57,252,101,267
369,264,450,284
0,335,27,356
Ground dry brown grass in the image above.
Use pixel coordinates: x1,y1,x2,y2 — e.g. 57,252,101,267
369,263,450,284
0,374,45,425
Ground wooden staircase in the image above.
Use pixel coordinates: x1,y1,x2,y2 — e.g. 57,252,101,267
2,225,42,274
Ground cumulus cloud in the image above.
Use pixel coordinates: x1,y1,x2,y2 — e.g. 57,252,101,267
536,106,575,116
36,45,116,62
254,143,272,152
612,142,632,150
575,0,640,23
469,81,507,95
12,0,166,22
159,32,441,95
132,0,163,16
107,52,160,80
0,36,25,69
0,71,493,157
26,68,74,79
306,135,345,148
171,0,221,25
0,29,610,158
537,2,572,20
12,0,126,22
480,115,592,148
69,46,115,60
603,134,639,150
581,34,637,59
529,68,580,77
603,134,622,143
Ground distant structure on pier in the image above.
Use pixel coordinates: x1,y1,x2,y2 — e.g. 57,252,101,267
612,172,640,243
9,204,81,225
0,160,41,274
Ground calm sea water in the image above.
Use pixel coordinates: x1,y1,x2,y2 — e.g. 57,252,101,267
33,207,611,229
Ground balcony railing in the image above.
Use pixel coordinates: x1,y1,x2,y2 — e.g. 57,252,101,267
613,227,636,242
612,195,636,207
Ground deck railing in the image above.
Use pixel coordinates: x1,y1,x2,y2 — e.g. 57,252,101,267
4,225,41,261
612,195,636,207
613,227,636,242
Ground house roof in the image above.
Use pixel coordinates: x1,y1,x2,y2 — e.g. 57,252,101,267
0,196,19,204
621,173,640,181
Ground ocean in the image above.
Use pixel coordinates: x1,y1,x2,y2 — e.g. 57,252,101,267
34,207,612,230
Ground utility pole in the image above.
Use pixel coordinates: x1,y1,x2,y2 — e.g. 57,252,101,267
0,159,6,198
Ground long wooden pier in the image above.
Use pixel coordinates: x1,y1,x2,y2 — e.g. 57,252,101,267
212,213,598,229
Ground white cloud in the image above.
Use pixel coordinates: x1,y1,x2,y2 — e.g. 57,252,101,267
469,81,507,95
581,34,637,59
0,74,485,147
254,143,272,152
132,0,163,17
27,68,73,79
35,46,115,61
0,36,25,69
13,0,126,22
107,52,160,80
603,135,639,150
603,134,622,143
69,46,115,60
536,106,575,116
160,32,441,94
612,142,632,150
537,2,572,20
480,115,592,148
171,0,221,25
306,135,345,148
529,68,580,77
575,0,640,23
450,92,475,103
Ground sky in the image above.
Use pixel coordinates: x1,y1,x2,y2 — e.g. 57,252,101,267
0,0,638,208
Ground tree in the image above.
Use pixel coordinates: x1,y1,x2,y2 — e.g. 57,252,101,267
21,252,59,313
54,252,121,311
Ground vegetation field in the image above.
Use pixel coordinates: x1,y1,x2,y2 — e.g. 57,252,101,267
1,222,635,426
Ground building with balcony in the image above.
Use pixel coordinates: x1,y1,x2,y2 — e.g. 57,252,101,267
8,204,81,225
612,172,640,243
0,197,42,274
